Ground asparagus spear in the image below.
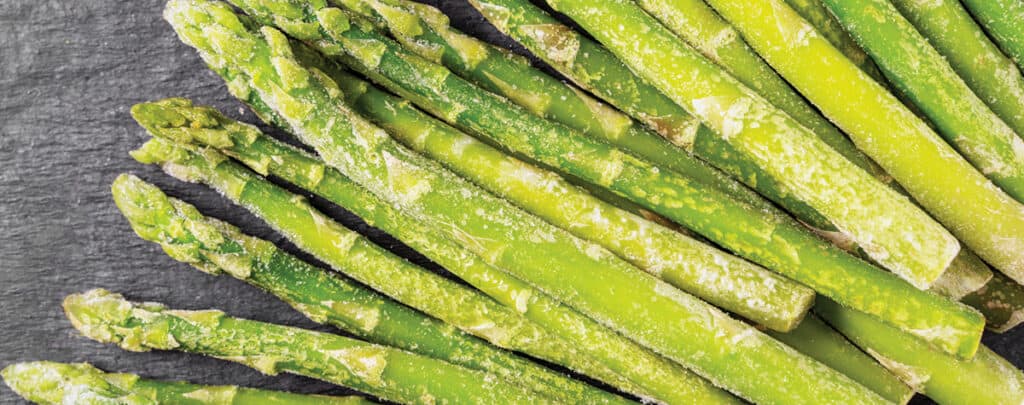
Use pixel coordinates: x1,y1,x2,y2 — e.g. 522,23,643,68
63,289,554,404
818,0,1024,204
355,0,989,303
540,0,961,291
231,0,981,357
890,0,1024,139
470,0,839,230
768,316,914,404
2,361,374,405
961,0,1024,71
111,172,626,405
469,0,995,304
963,272,1024,333
632,0,888,181
284,35,814,330
166,2,885,402
331,0,773,213
701,0,1024,284
130,137,650,400
930,250,994,301
132,100,729,404
817,297,1024,405
780,0,882,80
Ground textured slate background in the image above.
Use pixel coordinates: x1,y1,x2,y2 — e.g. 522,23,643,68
2,0,1023,403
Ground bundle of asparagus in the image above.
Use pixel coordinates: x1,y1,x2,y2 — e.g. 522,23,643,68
10,0,1024,403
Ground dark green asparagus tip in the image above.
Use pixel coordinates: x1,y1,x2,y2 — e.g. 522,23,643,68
131,98,236,149
63,289,183,352
113,173,264,278
2,361,142,404
111,174,177,243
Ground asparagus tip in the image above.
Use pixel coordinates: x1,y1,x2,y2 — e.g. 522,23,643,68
2,361,142,404
131,98,237,149
63,289,178,352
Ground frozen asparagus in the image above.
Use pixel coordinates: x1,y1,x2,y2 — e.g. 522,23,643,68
228,0,982,357
111,172,626,404
2,361,374,405
700,0,1024,285
541,0,962,291
961,0,1024,70
781,0,882,80
633,0,887,181
817,297,1024,405
819,0,1024,203
283,37,814,331
470,0,833,228
130,136,648,399
768,316,914,404
63,289,553,404
334,0,768,208
890,0,1024,139
166,2,885,402
133,99,731,404
963,273,1024,333
469,0,995,305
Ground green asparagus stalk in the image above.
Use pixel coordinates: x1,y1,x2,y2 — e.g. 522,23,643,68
780,0,883,80
167,2,886,402
542,0,964,291
331,0,774,212
111,172,626,405
356,0,990,303
632,0,889,180
133,99,730,404
961,0,1024,71
285,35,814,330
890,0,1024,139
2,361,374,405
130,136,648,400
701,0,1024,284
471,0,842,231
817,297,1024,405
63,289,553,404
963,272,1024,333
818,0,1024,204
768,315,914,404
230,0,981,357
469,0,995,305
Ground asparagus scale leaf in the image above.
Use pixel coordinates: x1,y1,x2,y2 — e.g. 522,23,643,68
2,361,374,405
111,171,626,405
132,99,722,404
62,289,554,404
165,1,884,403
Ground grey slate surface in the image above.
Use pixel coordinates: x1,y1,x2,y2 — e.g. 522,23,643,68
1,0,1022,403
